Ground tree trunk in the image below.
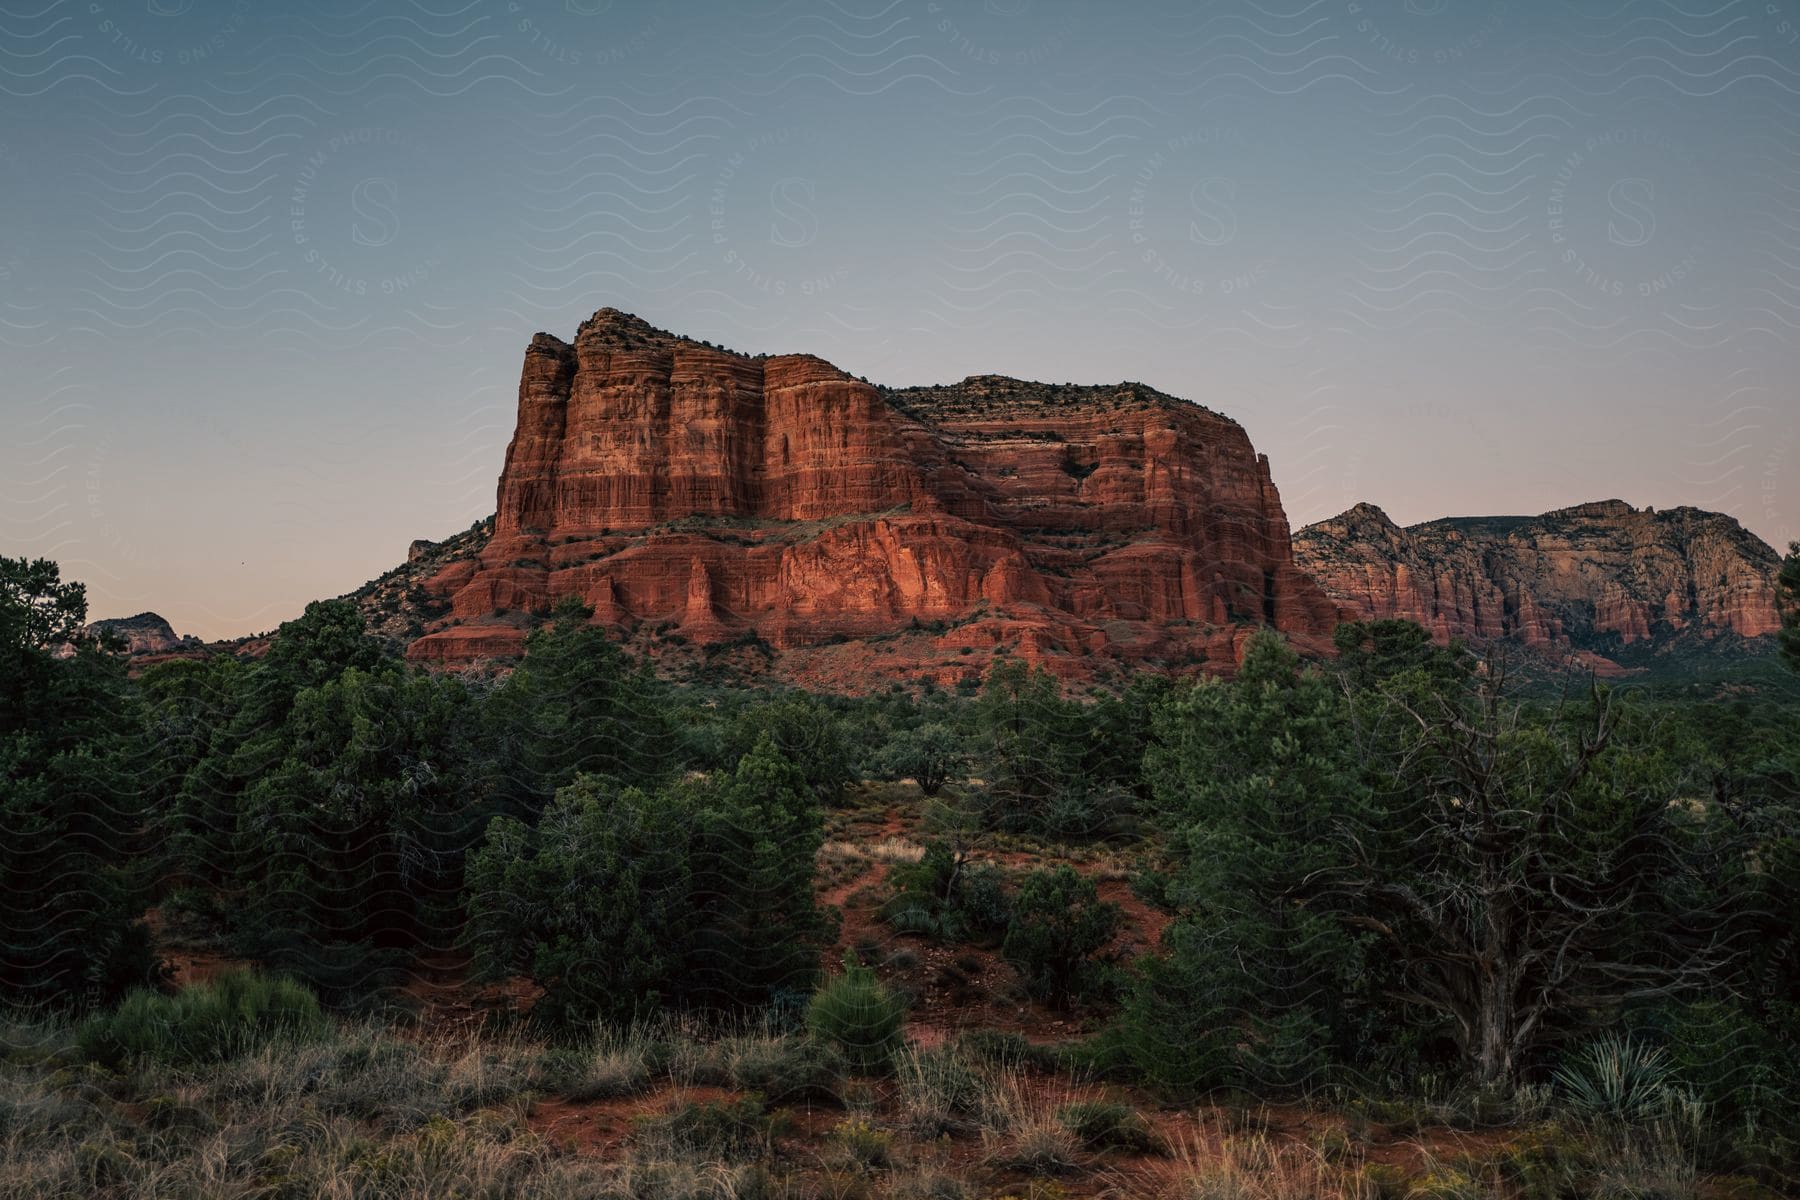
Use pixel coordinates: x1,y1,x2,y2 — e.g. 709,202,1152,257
1473,969,1514,1090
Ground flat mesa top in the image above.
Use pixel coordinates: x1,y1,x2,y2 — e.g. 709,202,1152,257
883,376,1224,422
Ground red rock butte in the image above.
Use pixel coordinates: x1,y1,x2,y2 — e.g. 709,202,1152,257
403,308,1340,684
1293,499,1783,674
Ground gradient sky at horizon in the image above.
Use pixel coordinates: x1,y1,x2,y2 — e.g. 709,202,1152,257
3,0,1798,639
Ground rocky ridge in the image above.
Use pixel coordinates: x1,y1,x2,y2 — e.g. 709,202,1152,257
1293,499,1782,673
84,612,194,656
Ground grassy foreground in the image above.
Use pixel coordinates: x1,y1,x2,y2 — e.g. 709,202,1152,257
0,989,1752,1200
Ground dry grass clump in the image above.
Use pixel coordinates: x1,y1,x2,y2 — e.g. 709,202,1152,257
635,1094,788,1165
977,1073,1082,1177
865,838,927,865
543,1022,666,1101
532,1014,844,1111
891,1045,992,1138
704,1029,846,1105
888,1045,1099,1179
817,837,927,871
1154,1133,1342,1200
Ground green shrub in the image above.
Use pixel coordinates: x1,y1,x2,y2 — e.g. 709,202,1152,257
721,696,854,805
881,841,1012,945
466,735,829,1024
1360,1162,1413,1200
1001,866,1120,1009
807,956,906,1074
1654,1000,1795,1134
873,722,967,797
718,1033,845,1104
78,971,329,1067
828,1116,895,1168
1058,1099,1164,1155
881,890,951,939
955,862,1012,937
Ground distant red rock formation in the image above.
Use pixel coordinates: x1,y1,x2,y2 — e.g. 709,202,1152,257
400,308,1337,684
86,612,186,656
1293,499,1782,669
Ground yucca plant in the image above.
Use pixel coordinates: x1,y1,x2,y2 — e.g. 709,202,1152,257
1552,1036,1682,1125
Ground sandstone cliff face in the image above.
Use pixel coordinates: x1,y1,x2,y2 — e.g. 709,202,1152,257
403,309,1337,684
86,612,186,656
1293,500,1782,667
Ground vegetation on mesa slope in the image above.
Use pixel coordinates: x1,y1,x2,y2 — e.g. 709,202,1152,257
3,552,1799,1196
883,374,1230,424
342,515,490,644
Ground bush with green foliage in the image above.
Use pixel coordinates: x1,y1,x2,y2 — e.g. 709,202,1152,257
231,664,497,1003
807,954,906,1074
79,970,328,1066
967,660,1146,839
162,599,395,897
970,660,1083,834
873,721,968,797
0,557,160,1007
465,779,695,1026
683,733,835,1010
881,840,1013,944
1001,866,1120,1009
718,694,855,806
466,734,830,1024
487,595,675,811
1332,618,1471,692
1120,631,1365,1093
1651,999,1798,1142
1122,626,1776,1098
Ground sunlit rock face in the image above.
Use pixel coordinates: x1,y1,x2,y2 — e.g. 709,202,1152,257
402,308,1337,685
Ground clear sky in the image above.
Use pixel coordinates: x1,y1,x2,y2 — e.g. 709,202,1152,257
3,0,1797,639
